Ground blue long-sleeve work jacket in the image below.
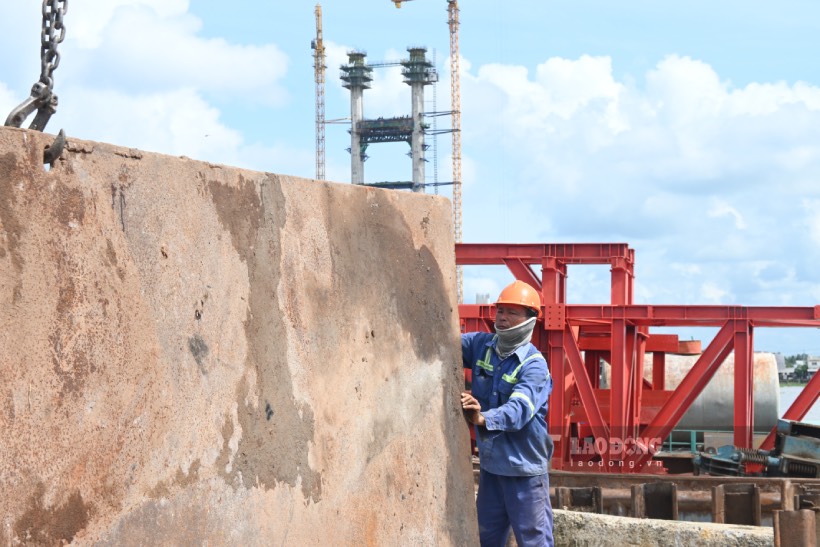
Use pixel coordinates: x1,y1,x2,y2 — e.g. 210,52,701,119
462,332,554,476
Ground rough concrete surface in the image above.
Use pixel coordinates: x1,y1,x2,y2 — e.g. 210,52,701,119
554,510,773,547
0,126,478,545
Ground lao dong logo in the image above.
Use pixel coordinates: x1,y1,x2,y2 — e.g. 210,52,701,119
570,436,663,457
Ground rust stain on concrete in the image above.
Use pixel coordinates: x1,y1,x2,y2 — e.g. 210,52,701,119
14,484,91,545
207,175,262,264
55,183,85,228
0,151,25,302
212,174,324,503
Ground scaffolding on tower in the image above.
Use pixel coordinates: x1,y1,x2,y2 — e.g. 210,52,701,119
448,0,463,303
312,4,326,181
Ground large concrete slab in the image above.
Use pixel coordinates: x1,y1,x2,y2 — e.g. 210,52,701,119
0,126,478,545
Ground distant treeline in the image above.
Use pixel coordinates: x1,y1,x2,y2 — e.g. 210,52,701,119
783,353,812,382
785,353,809,367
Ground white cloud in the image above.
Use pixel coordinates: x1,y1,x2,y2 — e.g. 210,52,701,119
65,3,289,105
534,55,623,119
645,55,727,124
0,83,16,121
803,199,820,247
671,263,702,277
59,86,242,164
71,0,190,49
707,199,747,230
700,281,733,303
459,53,820,217
324,42,350,82
53,84,313,179
727,80,820,117
364,65,409,117
236,141,315,180
464,53,820,200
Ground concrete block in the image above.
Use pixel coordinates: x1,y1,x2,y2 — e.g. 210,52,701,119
0,127,478,545
554,509,773,547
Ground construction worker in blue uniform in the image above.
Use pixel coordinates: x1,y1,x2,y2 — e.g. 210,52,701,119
461,280,554,547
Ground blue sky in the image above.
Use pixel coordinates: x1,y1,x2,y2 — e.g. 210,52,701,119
2,1,820,355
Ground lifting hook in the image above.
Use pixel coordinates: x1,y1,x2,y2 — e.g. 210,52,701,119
4,81,58,132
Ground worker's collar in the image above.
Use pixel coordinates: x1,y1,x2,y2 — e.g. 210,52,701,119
489,317,536,360
508,342,532,362
487,338,532,362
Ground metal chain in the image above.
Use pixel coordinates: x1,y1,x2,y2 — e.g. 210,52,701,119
40,0,68,90
4,0,68,131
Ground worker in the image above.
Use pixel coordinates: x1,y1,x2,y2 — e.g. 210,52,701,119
461,280,554,547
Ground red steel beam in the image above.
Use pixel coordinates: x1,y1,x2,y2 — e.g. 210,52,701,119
578,333,678,352
733,320,754,449
610,318,628,452
548,329,570,470
463,304,820,329
456,243,634,265
541,257,567,306
633,331,647,444
566,305,820,326
611,256,633,305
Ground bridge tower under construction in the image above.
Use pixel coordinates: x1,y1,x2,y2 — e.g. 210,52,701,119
341,47,437,192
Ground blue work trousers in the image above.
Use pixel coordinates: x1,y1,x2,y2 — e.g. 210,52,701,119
476,469,554,547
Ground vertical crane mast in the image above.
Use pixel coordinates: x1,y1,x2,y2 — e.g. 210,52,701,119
448,0,463,303
313,4,326,180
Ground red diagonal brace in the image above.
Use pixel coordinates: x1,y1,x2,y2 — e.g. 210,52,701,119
629,321,735,468
502,258,542,291
563,325,609,446
761,370,820,450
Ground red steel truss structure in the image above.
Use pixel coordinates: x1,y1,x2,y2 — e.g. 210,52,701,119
456,243,820,473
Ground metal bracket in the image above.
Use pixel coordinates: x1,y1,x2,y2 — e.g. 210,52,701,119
43,129,66,166
4,82,57,131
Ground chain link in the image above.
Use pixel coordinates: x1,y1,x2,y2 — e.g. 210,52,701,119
40,0,68,89
4,0,68,130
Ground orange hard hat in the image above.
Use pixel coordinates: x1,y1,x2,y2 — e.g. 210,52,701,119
495,280,542,318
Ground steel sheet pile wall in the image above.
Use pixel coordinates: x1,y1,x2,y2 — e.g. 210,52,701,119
0,127,477,545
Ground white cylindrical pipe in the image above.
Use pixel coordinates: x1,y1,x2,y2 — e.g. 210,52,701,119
659,352,779,434
600,352,780,433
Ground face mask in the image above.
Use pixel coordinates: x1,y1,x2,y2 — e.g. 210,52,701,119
494,316,536,359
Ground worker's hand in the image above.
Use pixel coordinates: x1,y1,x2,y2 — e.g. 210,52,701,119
461,391,485,427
